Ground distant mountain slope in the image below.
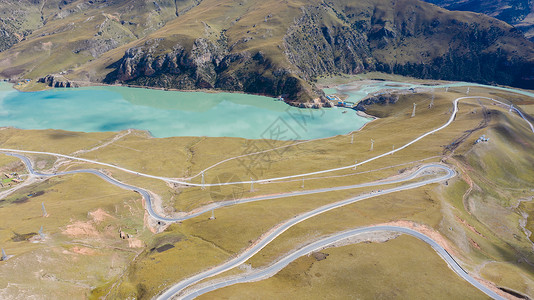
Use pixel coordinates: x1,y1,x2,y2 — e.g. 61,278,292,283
0,0,533,101
423,0,534,41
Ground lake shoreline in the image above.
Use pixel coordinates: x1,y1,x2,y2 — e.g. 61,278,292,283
11,78,325,109
0,82,370,140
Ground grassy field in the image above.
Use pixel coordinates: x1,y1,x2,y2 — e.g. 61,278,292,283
95,87,533,298
198,235,489,299
0,83,533,299
0,172,149,298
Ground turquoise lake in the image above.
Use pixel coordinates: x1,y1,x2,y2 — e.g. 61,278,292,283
0,83,370,140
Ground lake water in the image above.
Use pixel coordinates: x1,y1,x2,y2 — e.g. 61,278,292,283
0,83,370,140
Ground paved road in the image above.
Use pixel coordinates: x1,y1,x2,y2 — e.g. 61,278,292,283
4,152,450,225
2,136,497,300
0,96,531,188
181,226,504,300
156,165,458,300
3,153,174,223
7,151,471,299
3,94,528,299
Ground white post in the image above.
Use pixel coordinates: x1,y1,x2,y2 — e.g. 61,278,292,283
301,178,305,189
466,87,470,95
41,202,47,217
509,104,513,113
350,134,354,144
370,139,374,151
210,209,215,220
39,226,44,238
1,248,6,261
411,103,416,117
445,87,449,92
250,178,254,192
353,160,357,170
201,172,205,190
429,92,434,108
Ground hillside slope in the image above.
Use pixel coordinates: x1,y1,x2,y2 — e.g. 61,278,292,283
0,0,533,101
422,0,534,41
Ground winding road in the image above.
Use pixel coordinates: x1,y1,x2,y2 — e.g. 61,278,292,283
4,151,500,299
180,226,504,300
2,93,530,299
0,95,531,188
3,154,449,224
156,165,466,299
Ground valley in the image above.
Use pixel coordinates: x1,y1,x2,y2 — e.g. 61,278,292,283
0,77,533,299
1,0,534,298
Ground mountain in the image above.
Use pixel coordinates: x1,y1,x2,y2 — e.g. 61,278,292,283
422,0,534,41
0,0,533,101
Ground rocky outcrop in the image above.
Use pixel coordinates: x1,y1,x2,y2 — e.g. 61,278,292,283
105,38,308,101
102,0,534,101
422,0,534,41
73,38,120,58
355,94,399,111
38,75,79,88
284,6,374,79
283,3,534,90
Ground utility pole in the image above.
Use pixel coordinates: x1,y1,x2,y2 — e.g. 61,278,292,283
370,139,374,151
41,202,47,217
1,248,6,261
411,103,416,117
201,172,205,190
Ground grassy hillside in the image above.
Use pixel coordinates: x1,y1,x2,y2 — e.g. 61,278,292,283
1,0,533,101
423,0,534,41
0,82,532,298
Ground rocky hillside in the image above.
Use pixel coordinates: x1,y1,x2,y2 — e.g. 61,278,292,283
423,0,534,41
0,0,533,101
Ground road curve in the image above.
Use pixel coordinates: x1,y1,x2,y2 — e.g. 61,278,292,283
156,165,456,299
5,152,449,224
181,226,504,300
2,94,528,299
2,152,174,223
5,151,459,298
4,152,494,299
0,96,531,188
